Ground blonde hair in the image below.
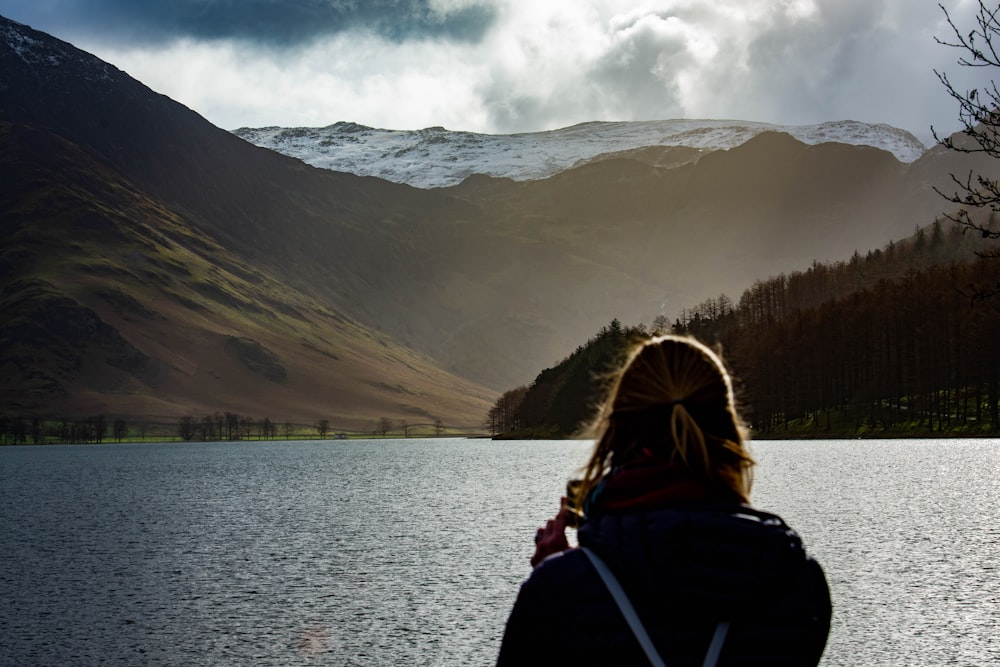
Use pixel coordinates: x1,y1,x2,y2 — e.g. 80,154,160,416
575,335,754,510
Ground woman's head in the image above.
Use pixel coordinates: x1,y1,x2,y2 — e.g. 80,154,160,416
577,335,754,507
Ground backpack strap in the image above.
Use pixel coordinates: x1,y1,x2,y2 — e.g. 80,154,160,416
580,547,729,667
703,621,730,667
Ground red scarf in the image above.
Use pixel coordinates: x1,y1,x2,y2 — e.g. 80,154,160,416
594,459,718,511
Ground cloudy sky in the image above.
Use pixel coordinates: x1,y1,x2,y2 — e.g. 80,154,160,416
0,0,991,143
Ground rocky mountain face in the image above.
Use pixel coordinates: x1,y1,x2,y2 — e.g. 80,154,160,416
3,14,998,426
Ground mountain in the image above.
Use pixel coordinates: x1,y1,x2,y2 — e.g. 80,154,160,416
0,15,496,429
432,132,942,312
4,15,999,428
233,119,928,189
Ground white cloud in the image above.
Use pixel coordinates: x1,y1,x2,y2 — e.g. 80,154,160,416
65,0,998,141
90,34,492,131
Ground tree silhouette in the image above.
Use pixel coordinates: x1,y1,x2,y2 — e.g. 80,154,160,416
113,419,127,442
505,320,646,437
933,0,1000,299
179,415,197,441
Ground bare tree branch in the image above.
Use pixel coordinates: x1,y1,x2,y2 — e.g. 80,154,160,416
933,1,1000,246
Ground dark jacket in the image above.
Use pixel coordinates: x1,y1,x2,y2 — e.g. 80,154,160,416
496,502,831,666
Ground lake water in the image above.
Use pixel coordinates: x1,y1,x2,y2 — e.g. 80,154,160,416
1,438,997,666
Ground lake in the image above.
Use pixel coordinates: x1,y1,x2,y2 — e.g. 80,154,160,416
1,438,997,666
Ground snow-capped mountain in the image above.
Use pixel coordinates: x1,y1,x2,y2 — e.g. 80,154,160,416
233,119,927,189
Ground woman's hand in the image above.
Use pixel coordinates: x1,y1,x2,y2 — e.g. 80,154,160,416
529,497,572,567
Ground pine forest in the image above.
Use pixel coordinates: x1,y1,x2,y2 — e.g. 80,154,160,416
489,219,1000,438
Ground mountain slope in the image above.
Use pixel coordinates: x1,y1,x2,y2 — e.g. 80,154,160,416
0,120,494,427
440,129,994,307
1,18,496,428
233,119,928,189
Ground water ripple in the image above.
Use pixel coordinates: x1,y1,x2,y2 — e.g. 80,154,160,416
1,438,997,665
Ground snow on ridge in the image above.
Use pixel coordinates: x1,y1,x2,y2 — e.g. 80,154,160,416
2,17,43,62
2,15,118,81
234,119,928,190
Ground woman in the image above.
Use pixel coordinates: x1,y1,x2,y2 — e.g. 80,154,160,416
496,335,831,666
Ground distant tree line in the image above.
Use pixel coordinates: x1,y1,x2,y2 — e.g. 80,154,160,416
177,413,449,441
362,417,447,438
0,412,453,445
489,221,1000,438
0,414,126,445
177,412,286,441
